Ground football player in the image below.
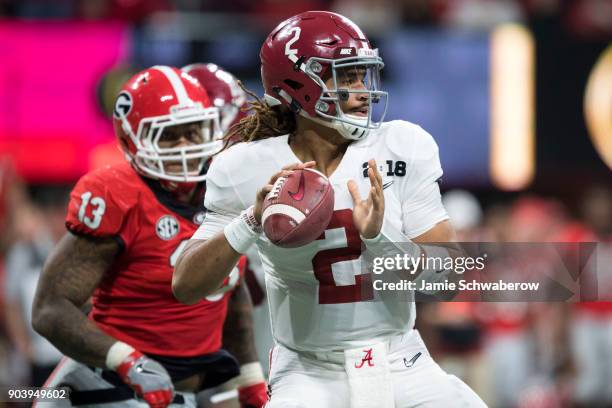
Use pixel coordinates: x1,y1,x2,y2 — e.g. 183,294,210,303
32,66,267,408
182,63,247,135
173,12,486,408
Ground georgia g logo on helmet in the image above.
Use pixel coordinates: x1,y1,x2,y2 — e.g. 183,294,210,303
113,91,132,120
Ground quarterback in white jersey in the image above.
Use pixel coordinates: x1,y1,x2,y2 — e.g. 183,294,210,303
196,120,443,352
174,10,486,408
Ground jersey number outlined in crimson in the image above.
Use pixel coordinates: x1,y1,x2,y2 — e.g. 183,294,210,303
312,209,374,304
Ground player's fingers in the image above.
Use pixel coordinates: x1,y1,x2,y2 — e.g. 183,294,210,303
281,161,316,173
368,186,377,204
347,180,362,204
367,169,384,211
268,170,293,185
258,184,274,198
367,168,382,198
281,161,308,171
281,162,300,171
298,160,316,169
368,160,382,190
371,186,384,211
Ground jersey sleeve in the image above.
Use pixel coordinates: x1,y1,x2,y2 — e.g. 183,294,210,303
397,125,449,238
65,170,135,245
193,147,251,240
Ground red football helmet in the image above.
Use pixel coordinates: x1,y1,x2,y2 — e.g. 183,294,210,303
113,65,222,182
260,11,388,140
182,63,247,133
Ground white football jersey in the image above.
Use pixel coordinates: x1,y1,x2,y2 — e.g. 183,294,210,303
196,120,448,352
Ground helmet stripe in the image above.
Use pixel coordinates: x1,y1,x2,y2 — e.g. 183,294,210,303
153,65,192,105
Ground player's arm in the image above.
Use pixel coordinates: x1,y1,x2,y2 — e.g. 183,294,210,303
412,220,463,269
412,219,456,243
32,233,119,366
33,228,174,406
173,232,243,304
173,161,315,304
411,220,465,293
222,280,268,407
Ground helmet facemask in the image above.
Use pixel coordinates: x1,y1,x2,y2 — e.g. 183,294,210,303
303,48,388,140
120,104,223,182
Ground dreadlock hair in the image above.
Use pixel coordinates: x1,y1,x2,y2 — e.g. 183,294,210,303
223,82,296,147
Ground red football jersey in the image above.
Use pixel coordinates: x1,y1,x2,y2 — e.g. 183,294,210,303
66,162,241,357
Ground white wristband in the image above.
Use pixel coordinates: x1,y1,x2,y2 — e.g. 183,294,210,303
105,341,135,370
361,232,384,246
224,206,262,254
232,362,265,388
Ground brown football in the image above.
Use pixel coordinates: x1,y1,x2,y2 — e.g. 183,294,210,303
262,168,334,248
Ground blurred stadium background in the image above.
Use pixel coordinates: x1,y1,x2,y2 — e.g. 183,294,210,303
0,0,610,407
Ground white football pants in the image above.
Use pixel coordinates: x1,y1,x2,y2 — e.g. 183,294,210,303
266,330,487,408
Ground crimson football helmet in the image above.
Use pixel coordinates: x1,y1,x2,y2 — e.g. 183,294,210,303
260,11,388,140
113,65,222,182
182,63,247,133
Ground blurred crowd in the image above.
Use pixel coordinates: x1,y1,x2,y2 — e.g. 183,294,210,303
418,185,612,407
0,151,611,407
0,0,610,38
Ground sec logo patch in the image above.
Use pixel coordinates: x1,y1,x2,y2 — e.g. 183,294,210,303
156,215,180,240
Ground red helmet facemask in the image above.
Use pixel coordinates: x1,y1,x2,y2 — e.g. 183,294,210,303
113,66,222,183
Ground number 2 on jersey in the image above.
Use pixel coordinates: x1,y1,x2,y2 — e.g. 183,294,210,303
312,209,374,304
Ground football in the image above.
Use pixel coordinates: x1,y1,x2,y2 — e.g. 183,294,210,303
262,168,334,248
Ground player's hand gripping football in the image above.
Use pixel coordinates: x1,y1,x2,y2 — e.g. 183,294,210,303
348,159,384,239
253,161,316,223
116,350,175,408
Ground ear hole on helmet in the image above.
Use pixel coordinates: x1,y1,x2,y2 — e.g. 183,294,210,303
320,39,338,46
284,79,303,90
304,95,310,102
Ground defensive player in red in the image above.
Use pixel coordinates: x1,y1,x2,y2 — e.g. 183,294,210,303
32,65,267,408
182,63,247,135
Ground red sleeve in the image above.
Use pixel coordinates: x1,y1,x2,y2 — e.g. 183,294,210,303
65,170,137,246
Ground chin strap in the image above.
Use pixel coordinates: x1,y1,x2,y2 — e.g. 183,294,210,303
300,111,370,141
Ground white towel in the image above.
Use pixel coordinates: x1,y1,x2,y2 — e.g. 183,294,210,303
344,342,394,408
